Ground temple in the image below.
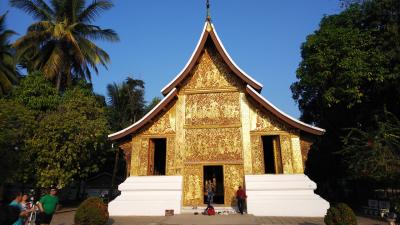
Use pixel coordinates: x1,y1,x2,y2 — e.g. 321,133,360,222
108,20,329,216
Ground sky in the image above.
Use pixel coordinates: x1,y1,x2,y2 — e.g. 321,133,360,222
2,0,343,119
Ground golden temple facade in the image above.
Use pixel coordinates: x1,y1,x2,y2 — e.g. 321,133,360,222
109,21,324,207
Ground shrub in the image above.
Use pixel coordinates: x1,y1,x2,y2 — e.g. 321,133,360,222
74,197,109,225
324,203,357,225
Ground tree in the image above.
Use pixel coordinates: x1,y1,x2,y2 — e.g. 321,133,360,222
107,77,145,131
145,96,161,113
341,110,400,183
13,71,61,115
28,85,110,188
0,99,36,185
10,0,119,91
291,0,400,201
0,13,19,97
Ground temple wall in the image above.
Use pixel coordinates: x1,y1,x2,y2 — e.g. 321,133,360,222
127,43,309,207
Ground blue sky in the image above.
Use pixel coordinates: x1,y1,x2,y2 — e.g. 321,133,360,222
2,0,342,119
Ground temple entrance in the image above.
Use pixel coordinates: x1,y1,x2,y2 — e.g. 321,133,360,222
148,138,166,175
262,136,283,174
203,165,224,204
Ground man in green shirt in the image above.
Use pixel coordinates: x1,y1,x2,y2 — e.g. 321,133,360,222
36,188,59,225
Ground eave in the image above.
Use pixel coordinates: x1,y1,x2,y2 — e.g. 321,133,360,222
161,22,263,96
245,85,325,136
108,88,178,141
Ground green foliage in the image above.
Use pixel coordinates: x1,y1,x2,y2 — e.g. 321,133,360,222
145,97,162,114
28,85,111,188
10,0,119,91
0,12,19,97
341,110,400,182
13,71,61,113
291,0,400,200
107,77,145,131
324,203,357,225
0,99,36,184
74,197,109,225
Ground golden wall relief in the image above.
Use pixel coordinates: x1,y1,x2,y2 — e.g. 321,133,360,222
181,45,243,92
185,128,243,162
174,95,185,175
129,137,141,176
141,104,176,135
290,136,304,173
182,164,203,206
250,135,264,174
224,165,244,207
240,93,253,174
138,138,149,176
166,137,177,175
185,92,240,127
300,134,314,169
280,135,294,174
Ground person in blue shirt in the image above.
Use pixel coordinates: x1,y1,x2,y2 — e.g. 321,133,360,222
9,192,29,225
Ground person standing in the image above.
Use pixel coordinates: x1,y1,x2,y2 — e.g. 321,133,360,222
35,188,59,225
236,186,247,214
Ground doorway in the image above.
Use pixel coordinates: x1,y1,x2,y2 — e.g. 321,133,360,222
148,138,166,175
203,165,224,204
261,136,282,174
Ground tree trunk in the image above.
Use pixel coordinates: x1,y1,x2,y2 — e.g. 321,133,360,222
56,73,62,91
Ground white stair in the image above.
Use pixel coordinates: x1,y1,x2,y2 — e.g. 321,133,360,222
108,176,183,216
245,174,329,217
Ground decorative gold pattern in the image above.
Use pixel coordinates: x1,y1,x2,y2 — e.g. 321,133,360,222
166,137,176,175
185,92,240,126
182,165,203,206
290,136,304,173
250,135,264,174
185,128,242,162
142,105,176,135
130,137,141,176
240,93,252,174
138,138,149,175
280,135,293,174
181,46,243,91
224,165,244,206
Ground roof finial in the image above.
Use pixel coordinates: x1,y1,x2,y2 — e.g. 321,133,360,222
206,0,211,22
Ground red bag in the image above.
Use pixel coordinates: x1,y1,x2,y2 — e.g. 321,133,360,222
207,207,215,216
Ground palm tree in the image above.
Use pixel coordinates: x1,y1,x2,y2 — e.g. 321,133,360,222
10,0,119,91
107,77,146,131
0,12,19,97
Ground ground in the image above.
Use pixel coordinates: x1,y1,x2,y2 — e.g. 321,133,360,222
51,210,389,225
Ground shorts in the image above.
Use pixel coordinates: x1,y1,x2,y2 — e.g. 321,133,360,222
35,212,54,225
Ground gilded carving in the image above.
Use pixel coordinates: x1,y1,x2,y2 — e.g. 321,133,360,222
250,135,264,174
181,46,243,91
240,93,252,174
142,105,176,135
185,92,240,126
130,137,141,176
166,137,176,175
138,138,149,176
280,135,293,174
182,165,203,206
291,136,304,173
224,165,244,207
185,128,242,162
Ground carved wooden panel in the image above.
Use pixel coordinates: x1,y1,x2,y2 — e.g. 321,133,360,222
224,165,244,206
182,164,203,206
185,128,242,162
250,135,264,174
181,46,243,91
130,137,141,176
141,105,176,135
166,137,176,175
138,138,149,175
291,136,304,173
280,135,293,174
185,92,240,126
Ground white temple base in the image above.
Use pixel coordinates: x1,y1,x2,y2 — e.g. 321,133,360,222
245,174,329,217
108,176,183,216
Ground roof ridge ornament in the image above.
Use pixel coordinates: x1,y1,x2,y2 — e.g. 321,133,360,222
206,0,211,22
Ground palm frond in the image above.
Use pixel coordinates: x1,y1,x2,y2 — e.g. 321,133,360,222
78,0,113,23
10,0,53,21
77,24,119,42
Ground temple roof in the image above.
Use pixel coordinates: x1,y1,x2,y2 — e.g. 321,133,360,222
160,22,263,95
108,21,324,141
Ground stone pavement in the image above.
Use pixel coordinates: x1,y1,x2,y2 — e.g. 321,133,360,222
50,210,390,225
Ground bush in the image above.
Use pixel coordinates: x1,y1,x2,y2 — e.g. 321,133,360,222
74,197,109,225
324,203,357,225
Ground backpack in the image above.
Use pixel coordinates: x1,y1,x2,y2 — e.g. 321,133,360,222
207,206,215,216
